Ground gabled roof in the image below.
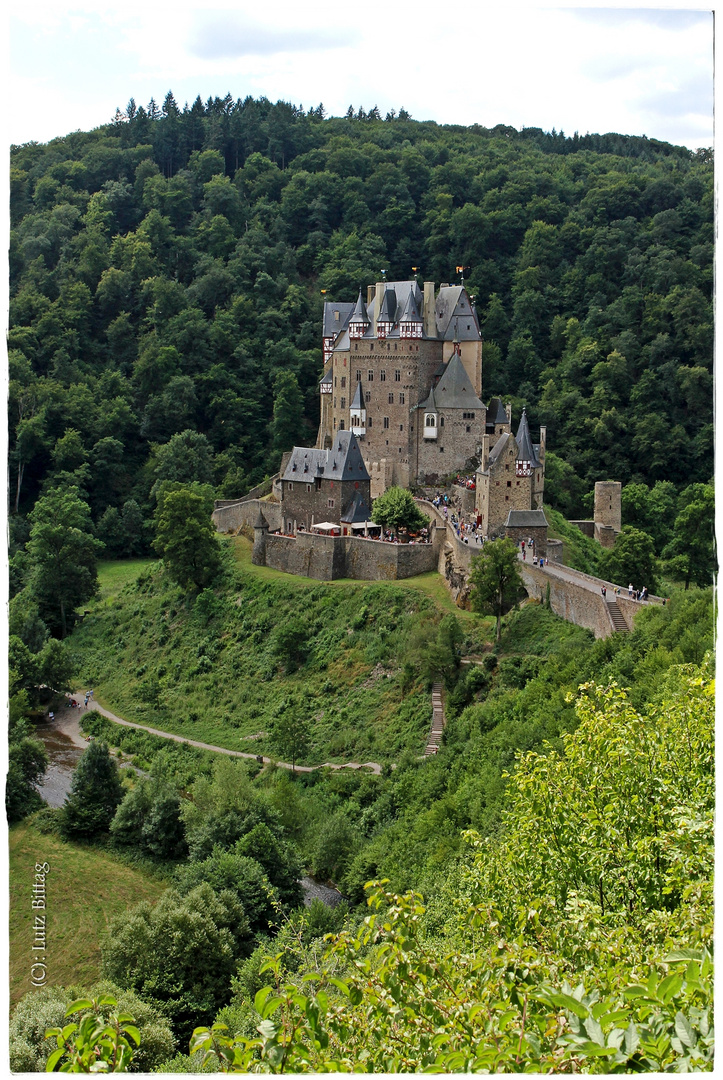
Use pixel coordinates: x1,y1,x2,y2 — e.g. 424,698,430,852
515,409,541,466
283,431,370,484
341,488,372,523
323,301,354,338
431,353,485,409
505,509,548,528
349,289,370,324
350,381,364,410
399,290,422,322
377,288,396,323
435,285,480,340
486,397,509,426
488,431,511,466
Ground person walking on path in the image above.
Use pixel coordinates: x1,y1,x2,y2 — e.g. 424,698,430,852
601,585,607,598
628,583,633,598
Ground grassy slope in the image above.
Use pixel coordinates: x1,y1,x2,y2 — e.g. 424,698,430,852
68,541,493,765
9,821,165,1005
544,505,603,574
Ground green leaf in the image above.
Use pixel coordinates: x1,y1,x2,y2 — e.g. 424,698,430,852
122,1024,141,1046
64,999,93,1016
45,1047,66,1072
624,1022,639,1056
674,1011,696,1049
664,949,703,963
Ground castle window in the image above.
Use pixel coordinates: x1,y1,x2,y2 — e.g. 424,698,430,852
399,424,403,431
466,425,471,433
341,376,346,388
306,484,311,492
334,398,337,408
395,370,401,381
368,416,372,427
507,481,511,487
355,344,358,351
399,392,405,404
425,414,436,428
341,397,346,409
440,416,444,426
505,495,509,501
380,370,386,381
516,481,520,485
339,420,345,430
383,417,390,429
439,446,444,452
328,499,335,508
356,370,361,381
334,377,337,387
365,391,371,403
368,370,374,381
388,392,394,404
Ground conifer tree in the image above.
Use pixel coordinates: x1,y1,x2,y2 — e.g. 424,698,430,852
61,741,123,839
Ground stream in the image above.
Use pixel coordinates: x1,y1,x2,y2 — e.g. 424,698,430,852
34,719,84,808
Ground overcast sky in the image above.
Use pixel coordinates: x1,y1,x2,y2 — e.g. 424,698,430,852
7,2,714,150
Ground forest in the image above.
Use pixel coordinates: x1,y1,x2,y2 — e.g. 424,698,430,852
7,95,714,1072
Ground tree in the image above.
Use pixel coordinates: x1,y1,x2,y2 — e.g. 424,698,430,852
61,741,124,839
152,486,221,590
371,487,429,538
270,370,303,455
270,705,311,772
600,525,659,593
26,488,103,636
662,483,715,589
6,733,48,823
101,883,249,1040
469,538,524,642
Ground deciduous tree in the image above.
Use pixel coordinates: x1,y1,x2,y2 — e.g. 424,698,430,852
469,538,524,642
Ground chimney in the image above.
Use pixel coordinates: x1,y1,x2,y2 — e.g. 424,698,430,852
367,284,376,306
505,402,512,425
373,281,385,330
423,281,436,337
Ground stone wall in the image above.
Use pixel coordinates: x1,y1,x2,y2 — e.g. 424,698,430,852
259,529,441,581
569,519,595,538
415,410,485,485
520,564,615,638
212,498,282,534
505,524,548,558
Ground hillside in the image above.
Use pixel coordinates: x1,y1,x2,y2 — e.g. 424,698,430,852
9,98,712,555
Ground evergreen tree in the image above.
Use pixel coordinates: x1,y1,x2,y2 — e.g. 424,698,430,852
61,741,123,839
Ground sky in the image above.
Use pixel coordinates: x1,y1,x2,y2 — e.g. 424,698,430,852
6,1,714,150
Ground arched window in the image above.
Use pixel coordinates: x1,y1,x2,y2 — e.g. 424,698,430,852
425,414,436,428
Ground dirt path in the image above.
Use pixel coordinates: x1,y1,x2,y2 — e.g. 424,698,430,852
64,695,383,776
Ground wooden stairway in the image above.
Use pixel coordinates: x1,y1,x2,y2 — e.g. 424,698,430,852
606,599,629,633
425,683,445,755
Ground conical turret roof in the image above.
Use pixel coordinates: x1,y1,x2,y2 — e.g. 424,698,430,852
378,288,396,322
350,381,364,410
515,408,541,466
254,508,269,530
350,288,369,324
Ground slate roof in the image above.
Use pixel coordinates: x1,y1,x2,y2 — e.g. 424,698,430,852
419,384,438,412
430,353,485,410
505,509,549,528
377,288,396,323
399,290,422,322
282,431,370,483
254,508,269,530
350,289,370,324
488,431,511,466
341,488,373,523
350,381,364,409
435,286,481,340
319,370,333,389
486,397,509,426
515,409,541,466
323,301,354,338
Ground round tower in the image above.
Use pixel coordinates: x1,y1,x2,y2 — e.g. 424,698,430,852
594,481,622,533
252,508,269,566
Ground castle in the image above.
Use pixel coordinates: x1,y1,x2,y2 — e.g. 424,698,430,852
314,279,547,540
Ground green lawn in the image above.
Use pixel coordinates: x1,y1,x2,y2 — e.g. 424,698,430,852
9,821,165,1005
93,559,156,604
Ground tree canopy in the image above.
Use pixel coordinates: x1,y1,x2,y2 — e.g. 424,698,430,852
469,538,525,641
371,487,429,536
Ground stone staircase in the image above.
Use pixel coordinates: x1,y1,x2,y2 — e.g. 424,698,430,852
606,599,629,633
425,683,445,755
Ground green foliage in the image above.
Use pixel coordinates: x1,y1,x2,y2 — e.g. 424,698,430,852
27,488,103,636
44,994,140,1073
371,487,429,536
600,525,659,593
61,741,124,840
269,705,311,770
152,486,221,590
469,538,524,641
174,848,278,935
101,883,250,1041
110,779,187,859
662,482,715,588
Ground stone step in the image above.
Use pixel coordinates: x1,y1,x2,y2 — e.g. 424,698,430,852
606,599,629,632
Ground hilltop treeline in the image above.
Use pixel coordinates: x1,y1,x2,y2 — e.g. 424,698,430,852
10,93,713,541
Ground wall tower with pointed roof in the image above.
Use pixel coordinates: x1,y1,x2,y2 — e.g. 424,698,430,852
474,409,546,539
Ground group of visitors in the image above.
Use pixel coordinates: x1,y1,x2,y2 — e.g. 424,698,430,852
454,474,476,491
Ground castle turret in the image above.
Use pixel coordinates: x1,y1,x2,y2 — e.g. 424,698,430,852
252,508,269,566
350,380,366,437
349,289,370,339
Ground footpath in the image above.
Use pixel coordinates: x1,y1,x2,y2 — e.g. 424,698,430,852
61,696,384,776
